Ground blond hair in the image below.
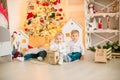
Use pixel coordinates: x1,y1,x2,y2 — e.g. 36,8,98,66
55,32,64,39
71,30,79,35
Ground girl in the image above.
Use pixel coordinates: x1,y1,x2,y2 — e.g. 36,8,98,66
50,32,68,65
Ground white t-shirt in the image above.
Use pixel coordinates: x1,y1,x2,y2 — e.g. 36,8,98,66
50,40,67,55
67,39,84,55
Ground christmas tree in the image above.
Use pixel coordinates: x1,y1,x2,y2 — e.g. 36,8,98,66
23,0,65,40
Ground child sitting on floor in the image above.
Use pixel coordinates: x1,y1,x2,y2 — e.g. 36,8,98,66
66,30,84,62
17,46,47,61
49,32,69,65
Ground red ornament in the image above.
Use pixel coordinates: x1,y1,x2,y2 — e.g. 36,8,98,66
59,8,63,12
27,12,34,19
45,3,49,6
13,31,17,34
40,19,44,23
98,23,102,29
25,28,28,31
42,3,46,6
98,18,102,29
28,45,33,49
42,3,49,6
56,0,60,3
36,1,40,4
60,17,63,20
53,1,57,5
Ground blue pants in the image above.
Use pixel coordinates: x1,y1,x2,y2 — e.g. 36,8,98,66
68,52,81,61
24,50,47,60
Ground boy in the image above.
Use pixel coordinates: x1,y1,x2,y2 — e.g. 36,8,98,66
66,30,84,62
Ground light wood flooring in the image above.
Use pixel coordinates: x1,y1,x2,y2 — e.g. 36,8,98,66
0,50,120,80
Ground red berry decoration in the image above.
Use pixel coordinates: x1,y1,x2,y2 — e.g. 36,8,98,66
40,19,44,23
59,8,63,12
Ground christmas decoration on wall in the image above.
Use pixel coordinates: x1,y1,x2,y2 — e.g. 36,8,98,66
88,3,95,14
88,18,97,31
23,0,65,40
98,18,102,29
106,16,110,29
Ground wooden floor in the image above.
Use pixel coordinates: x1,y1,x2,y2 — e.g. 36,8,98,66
0,50,120,80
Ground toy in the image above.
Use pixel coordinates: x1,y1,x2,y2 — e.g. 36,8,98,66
89,18,97,31
98,18,102,29
88,3,95,14
45,50,59,65
12,31,28,53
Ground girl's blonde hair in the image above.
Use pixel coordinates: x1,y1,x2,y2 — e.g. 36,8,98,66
55,32,64,38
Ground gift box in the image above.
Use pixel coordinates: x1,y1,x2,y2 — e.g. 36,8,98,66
95,48,112,63
45,50,59,65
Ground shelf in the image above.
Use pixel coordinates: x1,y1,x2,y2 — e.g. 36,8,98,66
85,0,119,48
87,29,119,33
88,13,119,17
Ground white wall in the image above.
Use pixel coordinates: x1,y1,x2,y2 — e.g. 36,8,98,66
7,0,27,34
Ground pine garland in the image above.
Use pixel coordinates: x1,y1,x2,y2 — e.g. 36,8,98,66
89,41,120,53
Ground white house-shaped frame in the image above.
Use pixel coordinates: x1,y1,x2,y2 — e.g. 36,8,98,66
62,18,83,46
18,31,29,53
12,30,29,53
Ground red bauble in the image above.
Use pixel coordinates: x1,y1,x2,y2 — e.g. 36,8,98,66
60,17,63,20
13,31,17,34
56,0,60,3
27,12,34,19
36,1,40,4
40,19,44,23
98,23,102,29
45,3,49,6
42,3,46,6
28,45,33,49
59,8,63,12
25,28,28,31
42,3,49,6
53,1,57,5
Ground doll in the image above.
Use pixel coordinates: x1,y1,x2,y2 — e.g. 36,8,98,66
88,3,95,14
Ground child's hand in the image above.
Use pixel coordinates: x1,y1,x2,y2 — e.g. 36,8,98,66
80,55,84,60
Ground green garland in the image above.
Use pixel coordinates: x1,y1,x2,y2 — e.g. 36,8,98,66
89,41,120,53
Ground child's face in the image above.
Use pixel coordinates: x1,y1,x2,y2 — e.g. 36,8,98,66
71,33,79,42
55,35,64,44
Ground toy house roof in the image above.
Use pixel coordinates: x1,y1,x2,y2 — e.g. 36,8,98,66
62,18,83,42
62,18,82,30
